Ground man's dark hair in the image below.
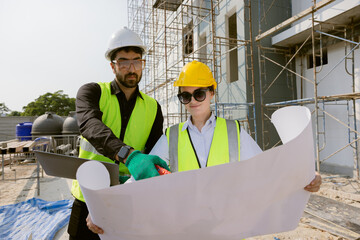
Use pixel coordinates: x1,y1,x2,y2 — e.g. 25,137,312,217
110,46,143,62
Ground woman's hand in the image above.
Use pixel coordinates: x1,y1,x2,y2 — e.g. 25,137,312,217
304,172,322,192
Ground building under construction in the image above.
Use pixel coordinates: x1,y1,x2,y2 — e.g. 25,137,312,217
127,0,360,179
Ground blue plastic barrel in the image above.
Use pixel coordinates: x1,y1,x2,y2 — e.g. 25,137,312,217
16,122,33,141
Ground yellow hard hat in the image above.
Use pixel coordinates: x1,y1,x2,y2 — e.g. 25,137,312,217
174,60,217,90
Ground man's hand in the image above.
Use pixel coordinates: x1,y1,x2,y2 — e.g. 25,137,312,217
125,150,170,181
304,172,322,192
86,214,104,235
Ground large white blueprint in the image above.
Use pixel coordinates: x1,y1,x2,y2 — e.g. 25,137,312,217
77,106,315,240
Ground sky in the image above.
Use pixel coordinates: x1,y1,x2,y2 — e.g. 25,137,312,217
0,0,128,112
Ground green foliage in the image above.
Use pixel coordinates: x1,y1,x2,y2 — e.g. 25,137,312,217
22,90,75,116
8,111,21,116
0,102,10,115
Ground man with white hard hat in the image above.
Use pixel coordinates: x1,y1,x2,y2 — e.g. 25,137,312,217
67,27,169,240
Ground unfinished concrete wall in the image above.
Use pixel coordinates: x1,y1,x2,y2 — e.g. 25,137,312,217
0,116,37,141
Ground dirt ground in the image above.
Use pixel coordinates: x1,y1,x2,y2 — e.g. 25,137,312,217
251,172,360,240
0,162,72,240
0,162,359,240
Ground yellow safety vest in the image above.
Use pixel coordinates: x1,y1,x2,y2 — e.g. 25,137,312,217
72,82,158,202
166,117,240,172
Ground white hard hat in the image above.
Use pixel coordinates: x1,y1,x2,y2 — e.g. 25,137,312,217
105,27,146,61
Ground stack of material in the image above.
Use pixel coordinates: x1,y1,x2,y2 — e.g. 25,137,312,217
0,139,46,154
1,140,35,166
1,139,50,165
2,140,35,153
304,195,360,239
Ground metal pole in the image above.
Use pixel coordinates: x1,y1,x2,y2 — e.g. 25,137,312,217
1,152,4,180
258,0,266,149
210,0,217,108
164,3,169,127
315,30,360,45
152,2,156,101
37,157,40,196
246,0,257,142
311,1,320,172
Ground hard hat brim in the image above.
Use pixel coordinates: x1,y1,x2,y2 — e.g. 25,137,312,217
105,45,147,61
174,82,217,90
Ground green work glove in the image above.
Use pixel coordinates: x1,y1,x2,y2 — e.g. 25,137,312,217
125,150,171,181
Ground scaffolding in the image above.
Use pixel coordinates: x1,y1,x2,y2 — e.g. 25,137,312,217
128,0,257,138
256,0,360,179
128,0,360,179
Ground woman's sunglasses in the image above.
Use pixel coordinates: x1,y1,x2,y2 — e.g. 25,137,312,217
177,88,210,105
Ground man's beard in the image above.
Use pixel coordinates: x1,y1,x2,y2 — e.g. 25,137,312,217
116,71,142,88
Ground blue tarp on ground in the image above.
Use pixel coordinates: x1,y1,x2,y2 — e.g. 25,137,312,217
0,198,73,240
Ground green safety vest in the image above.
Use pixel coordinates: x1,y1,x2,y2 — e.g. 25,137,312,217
166,117,240,172
72,82,158,202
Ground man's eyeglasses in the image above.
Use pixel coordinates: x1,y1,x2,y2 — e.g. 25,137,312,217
112,59,146,70
177,88,210,105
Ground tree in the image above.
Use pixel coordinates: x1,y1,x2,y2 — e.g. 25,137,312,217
22,90,75,116
0,102,10,115
8,111,22,116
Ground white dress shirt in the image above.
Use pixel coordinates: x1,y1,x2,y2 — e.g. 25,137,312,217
150,113,263,167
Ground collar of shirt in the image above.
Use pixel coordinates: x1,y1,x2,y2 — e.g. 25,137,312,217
110,79,143,100
181,113,216,133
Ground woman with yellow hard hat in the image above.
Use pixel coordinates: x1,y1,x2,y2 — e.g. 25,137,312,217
87,60,322,236
125,60,321,193
124,60,261,176
156,60,252,171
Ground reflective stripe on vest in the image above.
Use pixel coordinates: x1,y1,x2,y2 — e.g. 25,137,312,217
167,117,240,172
80,137,100,155
72,81,158,202
78,137,130,175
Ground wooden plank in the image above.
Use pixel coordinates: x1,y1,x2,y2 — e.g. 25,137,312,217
320,188,360,202
23,141,36,148
255,0,335,41
1,139,18,152
22,141,37,152
303,211,360,240
8,141,24,153
7,141,33,153
305,195,360,235
8,142,24,153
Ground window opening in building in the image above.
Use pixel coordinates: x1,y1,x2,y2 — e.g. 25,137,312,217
183,21,194,55
228,13,238,82
307,49,328,69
